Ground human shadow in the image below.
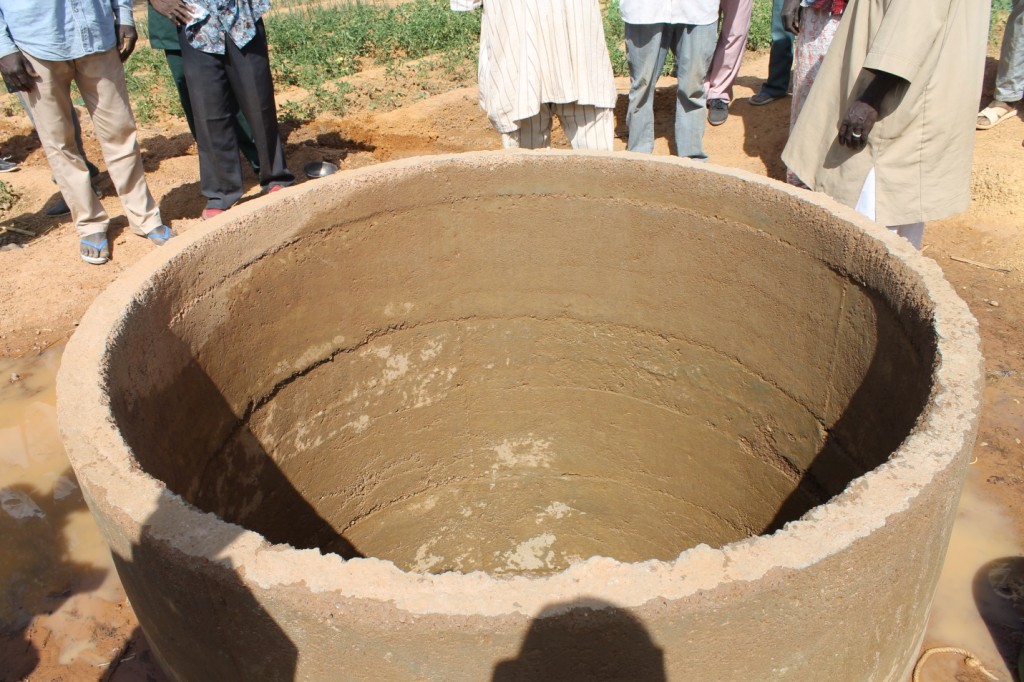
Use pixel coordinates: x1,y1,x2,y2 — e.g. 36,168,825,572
0,170,135,249
0,469,108,682
104,626,168,682
139,132,196,174
973,557,1024,681
106,331,363,680
0,130,42,164
493,599,666,681
980,56,1005,108
0,206,59,248
728,79,791,181
311,131,376,154
765,292,935,532
612,85,686,156
156,180,205,223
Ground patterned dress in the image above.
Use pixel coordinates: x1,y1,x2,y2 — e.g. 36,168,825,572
787,0,846,186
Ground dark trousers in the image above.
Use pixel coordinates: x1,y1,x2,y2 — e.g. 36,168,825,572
163,49,261,174
179,20,294,209
760,0,794,98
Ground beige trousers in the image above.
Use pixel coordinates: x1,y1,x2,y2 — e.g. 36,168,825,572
21,48,161,238
502,104,614,151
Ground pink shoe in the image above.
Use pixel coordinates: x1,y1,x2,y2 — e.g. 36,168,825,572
201,208,225,221
267,185,283,193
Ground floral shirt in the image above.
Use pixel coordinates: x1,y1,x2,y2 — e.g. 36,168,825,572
184,0,270,54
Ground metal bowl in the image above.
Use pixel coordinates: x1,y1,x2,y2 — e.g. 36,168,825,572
304,161,339,179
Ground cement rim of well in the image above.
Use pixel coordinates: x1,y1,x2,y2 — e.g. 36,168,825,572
57,151,983,617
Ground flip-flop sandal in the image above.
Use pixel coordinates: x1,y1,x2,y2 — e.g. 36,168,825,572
80,237,109,265
977,104,1017,130
146,225,175,246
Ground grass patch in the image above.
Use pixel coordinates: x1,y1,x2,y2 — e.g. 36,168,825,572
747,0,773,51
127,0,480,121
0,180,19,213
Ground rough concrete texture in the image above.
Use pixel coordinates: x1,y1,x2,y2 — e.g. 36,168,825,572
57,151,983,681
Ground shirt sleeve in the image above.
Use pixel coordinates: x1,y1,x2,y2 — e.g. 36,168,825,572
862,0,953,83
451,0,482,11
111,0,136,26
0,8,18,58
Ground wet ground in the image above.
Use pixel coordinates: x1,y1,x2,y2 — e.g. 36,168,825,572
0,347,1021,682
0,348,165,682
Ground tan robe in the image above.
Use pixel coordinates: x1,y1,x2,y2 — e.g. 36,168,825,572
781,0,990,225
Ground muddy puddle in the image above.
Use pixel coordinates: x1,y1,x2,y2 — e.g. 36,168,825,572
0,347,162,681
0,347,1020,681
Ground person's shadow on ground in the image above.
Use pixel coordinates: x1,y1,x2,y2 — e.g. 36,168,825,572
0,469,107,682
105,331,362,680
974,557,1024,681
493,598,666,681
728,75,791,181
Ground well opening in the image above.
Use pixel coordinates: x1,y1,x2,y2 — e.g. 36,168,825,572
105,153,934,577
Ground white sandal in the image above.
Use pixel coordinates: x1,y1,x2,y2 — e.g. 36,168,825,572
977,102,1018,130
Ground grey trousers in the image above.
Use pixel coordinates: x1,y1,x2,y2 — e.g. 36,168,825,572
995,0,1024,103
625,22,718,159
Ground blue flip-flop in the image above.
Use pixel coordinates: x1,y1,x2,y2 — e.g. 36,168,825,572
80,236,108,265
146,225,175,246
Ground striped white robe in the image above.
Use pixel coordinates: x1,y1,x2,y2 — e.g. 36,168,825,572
452,0,617,134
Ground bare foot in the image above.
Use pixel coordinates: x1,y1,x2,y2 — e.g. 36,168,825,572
79,233,109,265
977,100,1018,130
145,225,176,246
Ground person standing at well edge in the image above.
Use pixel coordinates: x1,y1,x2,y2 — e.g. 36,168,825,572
621,0,721,159
146,1,261,175
0,0,174,264
159,0,294,220
782,0,989,249
749,0,794,106
450,0,617,150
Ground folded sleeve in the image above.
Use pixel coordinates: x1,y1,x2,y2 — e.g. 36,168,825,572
112,0,135,26
862,0,954,83
0,9,18,58
451,0,483,10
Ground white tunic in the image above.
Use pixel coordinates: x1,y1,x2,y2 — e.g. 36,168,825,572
618,0,720,26
451,0,617,133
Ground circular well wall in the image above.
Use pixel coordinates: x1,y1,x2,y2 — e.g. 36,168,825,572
59,151,983,681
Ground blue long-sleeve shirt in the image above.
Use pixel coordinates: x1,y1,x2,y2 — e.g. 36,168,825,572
0,0,133,61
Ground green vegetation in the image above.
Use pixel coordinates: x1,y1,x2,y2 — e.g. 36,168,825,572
747,0,773,51
992,0,1014,42
0,180,18,213
121,42,182,123
126,0,480,123
118,0,1006,124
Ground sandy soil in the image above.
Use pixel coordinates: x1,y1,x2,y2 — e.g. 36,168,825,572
1,50,1023,681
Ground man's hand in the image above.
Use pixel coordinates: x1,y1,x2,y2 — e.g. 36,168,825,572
0,50,37,92
781,0,802,34
838,100,878,149
837,70,903,149
150,0,195,27
116,24,138,62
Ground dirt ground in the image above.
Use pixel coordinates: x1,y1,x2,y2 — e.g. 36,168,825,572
1,50,1023,681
